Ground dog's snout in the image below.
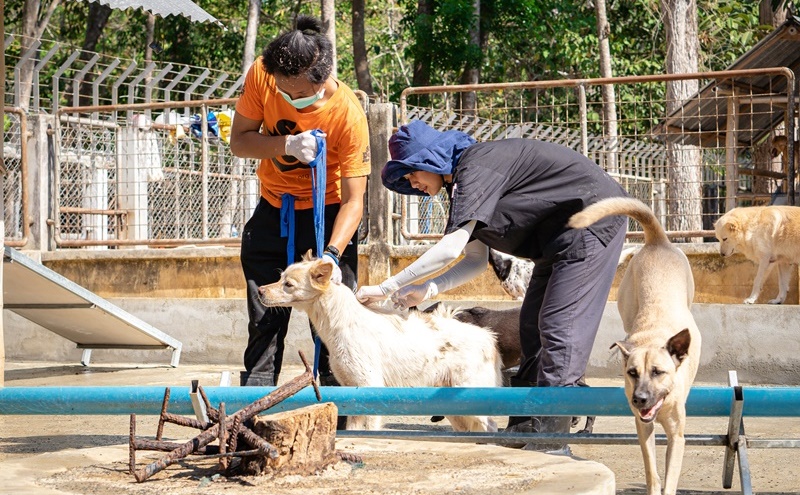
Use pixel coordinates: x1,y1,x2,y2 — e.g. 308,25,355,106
631,392,649,408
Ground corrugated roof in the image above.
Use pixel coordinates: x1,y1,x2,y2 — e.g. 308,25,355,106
83,0,223,28
654,16,800,147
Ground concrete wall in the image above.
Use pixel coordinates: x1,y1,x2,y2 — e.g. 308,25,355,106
3,245,800,385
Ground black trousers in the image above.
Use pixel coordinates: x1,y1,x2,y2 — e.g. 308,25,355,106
516,225,626,387
240,197,358,385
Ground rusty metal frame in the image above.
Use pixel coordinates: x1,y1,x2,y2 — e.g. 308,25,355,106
397,68,796,242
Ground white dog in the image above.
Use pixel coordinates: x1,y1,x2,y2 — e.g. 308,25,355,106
714,205,800,304
570,197,701,495
257,253,503,432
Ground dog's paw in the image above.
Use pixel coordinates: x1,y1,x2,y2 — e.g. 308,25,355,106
743,297,757,304
768,297,785,304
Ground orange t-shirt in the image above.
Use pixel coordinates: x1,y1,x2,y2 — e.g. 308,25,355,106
236,57,371,209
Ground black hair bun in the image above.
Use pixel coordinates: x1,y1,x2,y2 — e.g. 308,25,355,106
295,15,323,35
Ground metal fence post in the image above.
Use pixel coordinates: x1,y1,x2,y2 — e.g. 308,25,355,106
365,103,394,285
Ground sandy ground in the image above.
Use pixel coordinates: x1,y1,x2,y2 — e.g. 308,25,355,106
1,362,798,494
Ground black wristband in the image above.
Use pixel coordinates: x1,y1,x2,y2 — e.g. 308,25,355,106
323,245,340,262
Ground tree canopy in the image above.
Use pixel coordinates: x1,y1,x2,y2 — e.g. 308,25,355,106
2,0,780,104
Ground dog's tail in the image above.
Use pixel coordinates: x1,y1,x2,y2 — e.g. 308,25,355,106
568,197,669,246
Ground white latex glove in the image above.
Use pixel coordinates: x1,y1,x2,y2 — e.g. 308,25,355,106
391,281,439,309
355,285,390,304
321,253,342,285
285,130,324,163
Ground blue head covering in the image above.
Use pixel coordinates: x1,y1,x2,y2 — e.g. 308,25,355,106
381,120,476,196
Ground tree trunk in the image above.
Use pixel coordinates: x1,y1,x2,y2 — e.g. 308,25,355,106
144,13,155,81
241,403,338,476
321,0,337,77
17,0,61,110
594,0,619,174
755,2,790,202
412,0,434,88
352,0,374,94
661,0,703,236
242,0,260,73
69,3,113,107
83,3,112,54
18,0,39,110
759,0,788,27
459,0,480,115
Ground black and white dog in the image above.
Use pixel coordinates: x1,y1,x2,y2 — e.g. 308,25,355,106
488,249,534,301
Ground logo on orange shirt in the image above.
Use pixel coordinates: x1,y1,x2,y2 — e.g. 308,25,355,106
267,119,309,173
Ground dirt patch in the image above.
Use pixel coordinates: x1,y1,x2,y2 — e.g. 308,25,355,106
29,439,608,495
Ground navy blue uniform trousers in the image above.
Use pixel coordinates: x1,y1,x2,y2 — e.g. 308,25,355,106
516,225,626,387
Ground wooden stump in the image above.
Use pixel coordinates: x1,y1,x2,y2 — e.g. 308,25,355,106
240,402,338,476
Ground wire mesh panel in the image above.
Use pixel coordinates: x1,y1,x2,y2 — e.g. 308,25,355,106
2,108,27,246
397,69,795,244
54,100,260,247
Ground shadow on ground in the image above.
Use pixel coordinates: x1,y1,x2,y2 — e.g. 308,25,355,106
0,435,128,455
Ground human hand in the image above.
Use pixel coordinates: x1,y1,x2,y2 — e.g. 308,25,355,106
321,253,342,285
355,284,391,305
390,281,439,309
285,130,325,163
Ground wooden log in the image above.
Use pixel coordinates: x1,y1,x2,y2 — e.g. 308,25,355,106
241,402,338,476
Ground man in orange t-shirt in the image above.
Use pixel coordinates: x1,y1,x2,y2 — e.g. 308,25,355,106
230,15,370,393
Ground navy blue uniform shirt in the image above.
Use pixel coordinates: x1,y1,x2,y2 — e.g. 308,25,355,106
445,139,627,261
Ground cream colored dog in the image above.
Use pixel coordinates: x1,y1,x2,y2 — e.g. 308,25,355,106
714,205,800,304
570,197,701,495
257,253,502,432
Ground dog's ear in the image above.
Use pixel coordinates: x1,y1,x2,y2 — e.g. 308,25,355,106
666,328,692,365
309,259,332,287
611,341,632,358
302,249,315,262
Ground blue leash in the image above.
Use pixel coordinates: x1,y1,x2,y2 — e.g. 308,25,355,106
280,130,327,379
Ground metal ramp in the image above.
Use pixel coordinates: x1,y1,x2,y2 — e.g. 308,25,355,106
2,246,182,366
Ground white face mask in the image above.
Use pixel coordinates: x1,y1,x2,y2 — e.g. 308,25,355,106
278,85,326,109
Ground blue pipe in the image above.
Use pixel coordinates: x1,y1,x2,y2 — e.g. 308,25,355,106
1,386,799,417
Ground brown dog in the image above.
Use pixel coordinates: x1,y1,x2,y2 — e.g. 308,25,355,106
423,302,595,433
570,197,701,495
426,303,521,370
